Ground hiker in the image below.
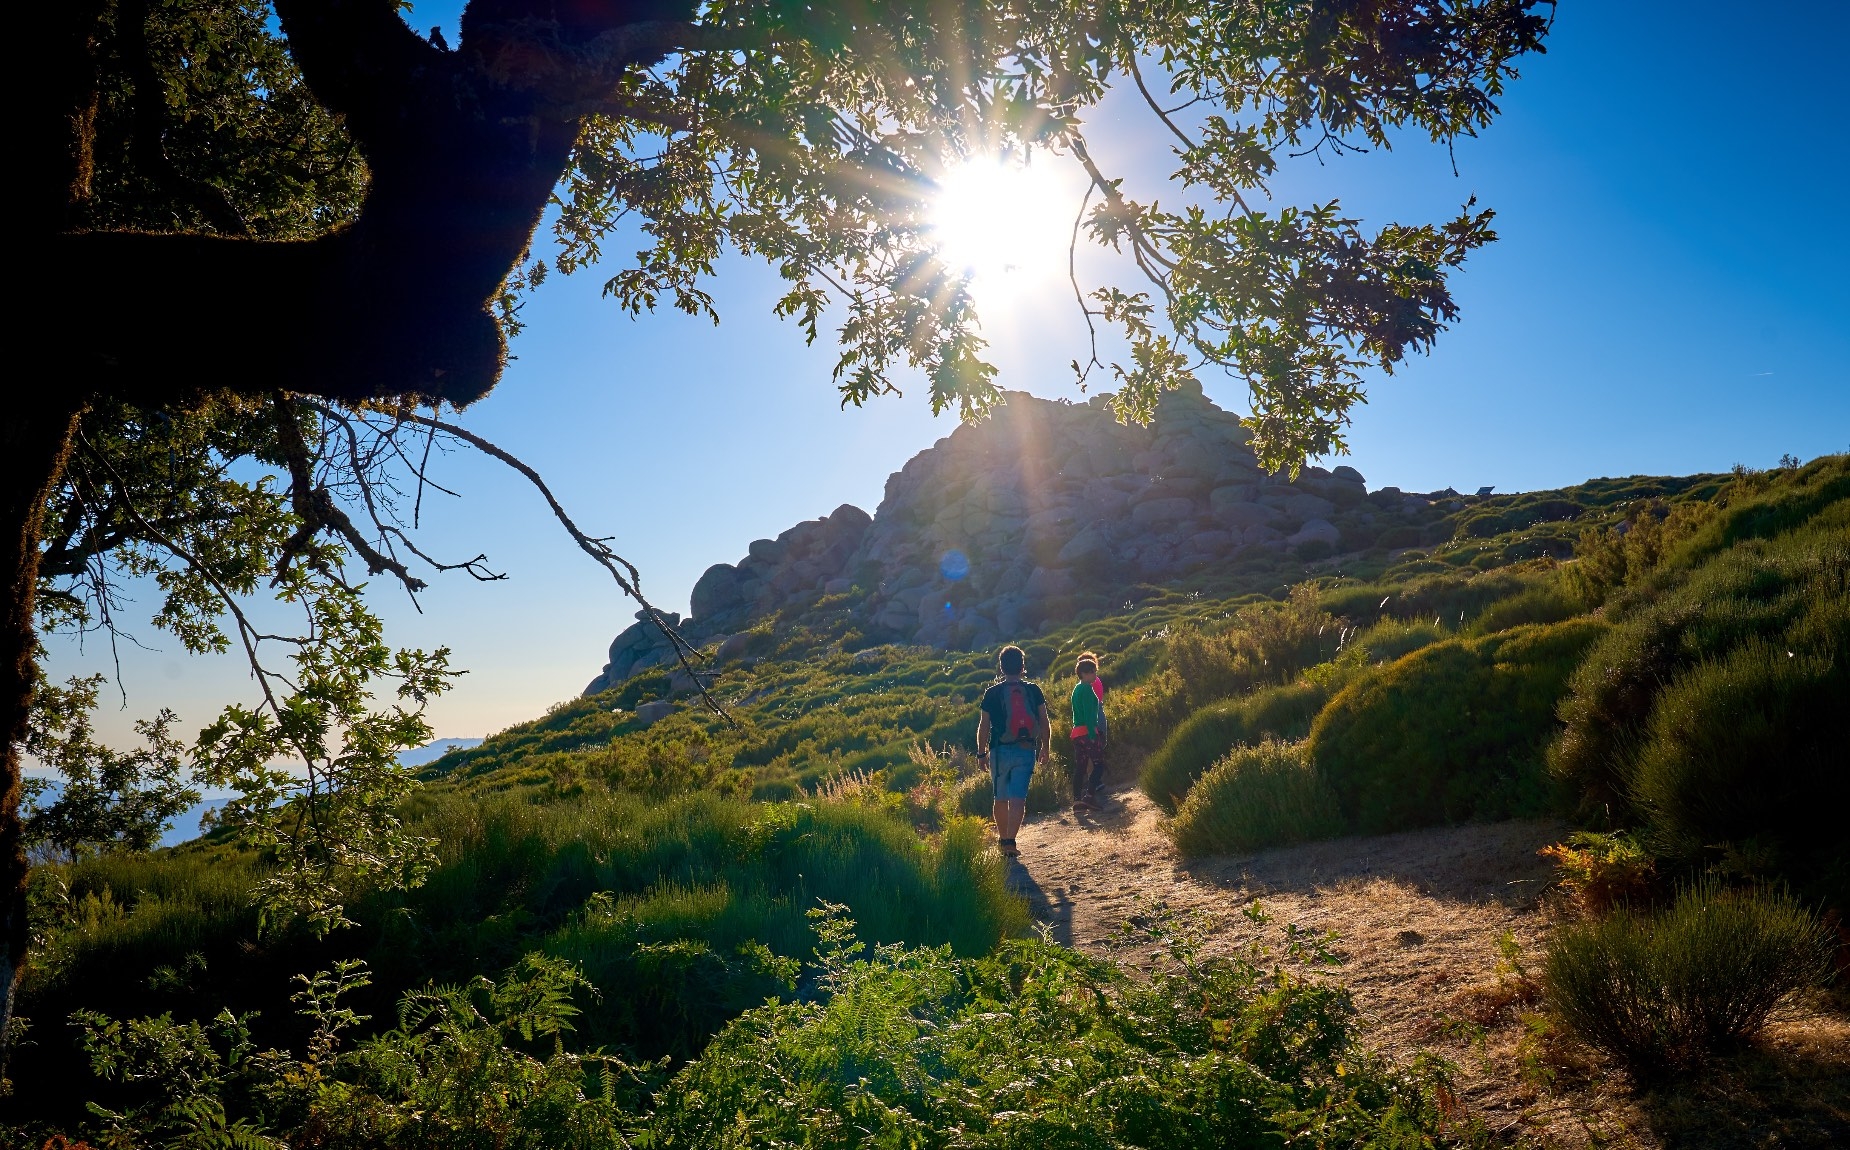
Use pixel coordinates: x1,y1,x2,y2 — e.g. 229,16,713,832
975,644,1049,859
1068,651,1108,811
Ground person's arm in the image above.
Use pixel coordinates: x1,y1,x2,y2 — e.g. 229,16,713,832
975,706,991,763
1036,691,1052,761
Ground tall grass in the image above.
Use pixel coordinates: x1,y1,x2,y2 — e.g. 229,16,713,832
15,790,1029,1123
1139,682,1329,812
1163,584,1344,708
1544,881,1833,1075
1169,741,1345,857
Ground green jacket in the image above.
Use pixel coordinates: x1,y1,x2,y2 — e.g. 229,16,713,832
1069,681,1105,737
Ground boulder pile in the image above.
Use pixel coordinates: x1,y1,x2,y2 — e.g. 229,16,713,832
584,383,1453,695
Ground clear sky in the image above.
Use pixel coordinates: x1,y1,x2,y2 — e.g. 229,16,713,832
44,0,1850,750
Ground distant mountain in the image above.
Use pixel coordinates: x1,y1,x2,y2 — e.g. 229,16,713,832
399,737,484,768
30,737,488,849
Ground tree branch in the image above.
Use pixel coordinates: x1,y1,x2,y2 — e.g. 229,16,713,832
271,395,428,595
356,403,733,724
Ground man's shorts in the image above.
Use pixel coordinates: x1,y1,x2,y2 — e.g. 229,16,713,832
990,744,1036,801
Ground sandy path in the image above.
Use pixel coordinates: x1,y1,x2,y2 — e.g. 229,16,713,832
1002,780,1850,1148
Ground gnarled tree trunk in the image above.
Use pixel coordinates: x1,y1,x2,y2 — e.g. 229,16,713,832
0,398,85,1053
4,0,697,1060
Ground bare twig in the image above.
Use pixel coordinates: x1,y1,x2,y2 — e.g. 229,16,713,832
1127,54,1196,153
330,403,734,724
1068,183,1103,389
72,430,328,825
270,394,429,596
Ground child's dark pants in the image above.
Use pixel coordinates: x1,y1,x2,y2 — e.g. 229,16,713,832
1069,734,1106,800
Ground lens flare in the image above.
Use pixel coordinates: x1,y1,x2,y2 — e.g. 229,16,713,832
928,158,1071,297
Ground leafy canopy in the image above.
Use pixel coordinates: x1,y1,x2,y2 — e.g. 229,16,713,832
547,0,1553,465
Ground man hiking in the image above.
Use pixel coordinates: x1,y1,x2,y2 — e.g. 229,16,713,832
975,644,1049,859
1068,651,1108,811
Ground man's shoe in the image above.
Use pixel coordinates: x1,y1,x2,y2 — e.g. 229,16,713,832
999,838,1020,858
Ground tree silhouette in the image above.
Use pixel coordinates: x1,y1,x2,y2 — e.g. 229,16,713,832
6,0,1551,1046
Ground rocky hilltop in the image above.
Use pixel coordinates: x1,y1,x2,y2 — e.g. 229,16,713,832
586,382,1457,695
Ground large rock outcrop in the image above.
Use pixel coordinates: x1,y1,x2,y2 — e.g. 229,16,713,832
584,384,1446,695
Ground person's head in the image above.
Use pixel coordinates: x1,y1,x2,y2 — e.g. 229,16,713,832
1075,651,1099,682
998,645,1026,678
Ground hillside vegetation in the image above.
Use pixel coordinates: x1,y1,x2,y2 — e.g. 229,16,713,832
11,457,1844,1144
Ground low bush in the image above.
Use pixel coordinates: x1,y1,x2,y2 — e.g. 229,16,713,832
1140,682,1329,812
1464,577,1584,634
47,911,1470,1150
1565,498,1716,605
1351,617,1446,663
1661,454,1849,572
1550,498,1849,904
1321,565,1559,631
1543,881,1833,1076
1311,619,1607,835
1107,668,1189,748
654,910,1464,1150
1169,741,1345,857
1163,584,1343,708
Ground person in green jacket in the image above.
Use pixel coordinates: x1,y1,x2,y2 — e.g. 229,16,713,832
1068,651,1108,811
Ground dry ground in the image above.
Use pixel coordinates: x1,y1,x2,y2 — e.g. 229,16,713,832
1004,779,1850,1149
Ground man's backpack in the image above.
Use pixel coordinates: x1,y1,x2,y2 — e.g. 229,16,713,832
997,681,1038,745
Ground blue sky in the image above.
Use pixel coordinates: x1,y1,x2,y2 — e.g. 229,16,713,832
44,0,1850,748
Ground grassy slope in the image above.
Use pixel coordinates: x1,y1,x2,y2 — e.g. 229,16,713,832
17,464,1804,1130
426,469,1731,801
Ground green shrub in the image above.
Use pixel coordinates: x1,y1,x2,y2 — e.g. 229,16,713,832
16,791,1029,1124
54,912,1468,1149
1320,566,1555,631
1544,881,1833,1076
1666,455,1849,569
1163,624,1260,706
654,911,1463,1149
1351,617,1445,663
1565,499,1716,605
1169,741,1345,857
1311,619,1607,835
1108,669,1190,748
1631,640,1846,859
1551,511,1849,903
1140,682,1329,812
1464,578,1583,634
1163,585,1343,708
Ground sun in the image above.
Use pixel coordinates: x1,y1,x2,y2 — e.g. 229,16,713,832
928,157,1074,300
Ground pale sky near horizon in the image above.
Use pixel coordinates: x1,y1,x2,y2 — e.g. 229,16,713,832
42,0,1850,753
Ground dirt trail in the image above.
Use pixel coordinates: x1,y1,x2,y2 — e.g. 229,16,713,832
1002,780,1850,1148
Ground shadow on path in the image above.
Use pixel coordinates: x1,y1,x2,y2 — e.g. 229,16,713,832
1175,818,1564,909
1004,855,1073,946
